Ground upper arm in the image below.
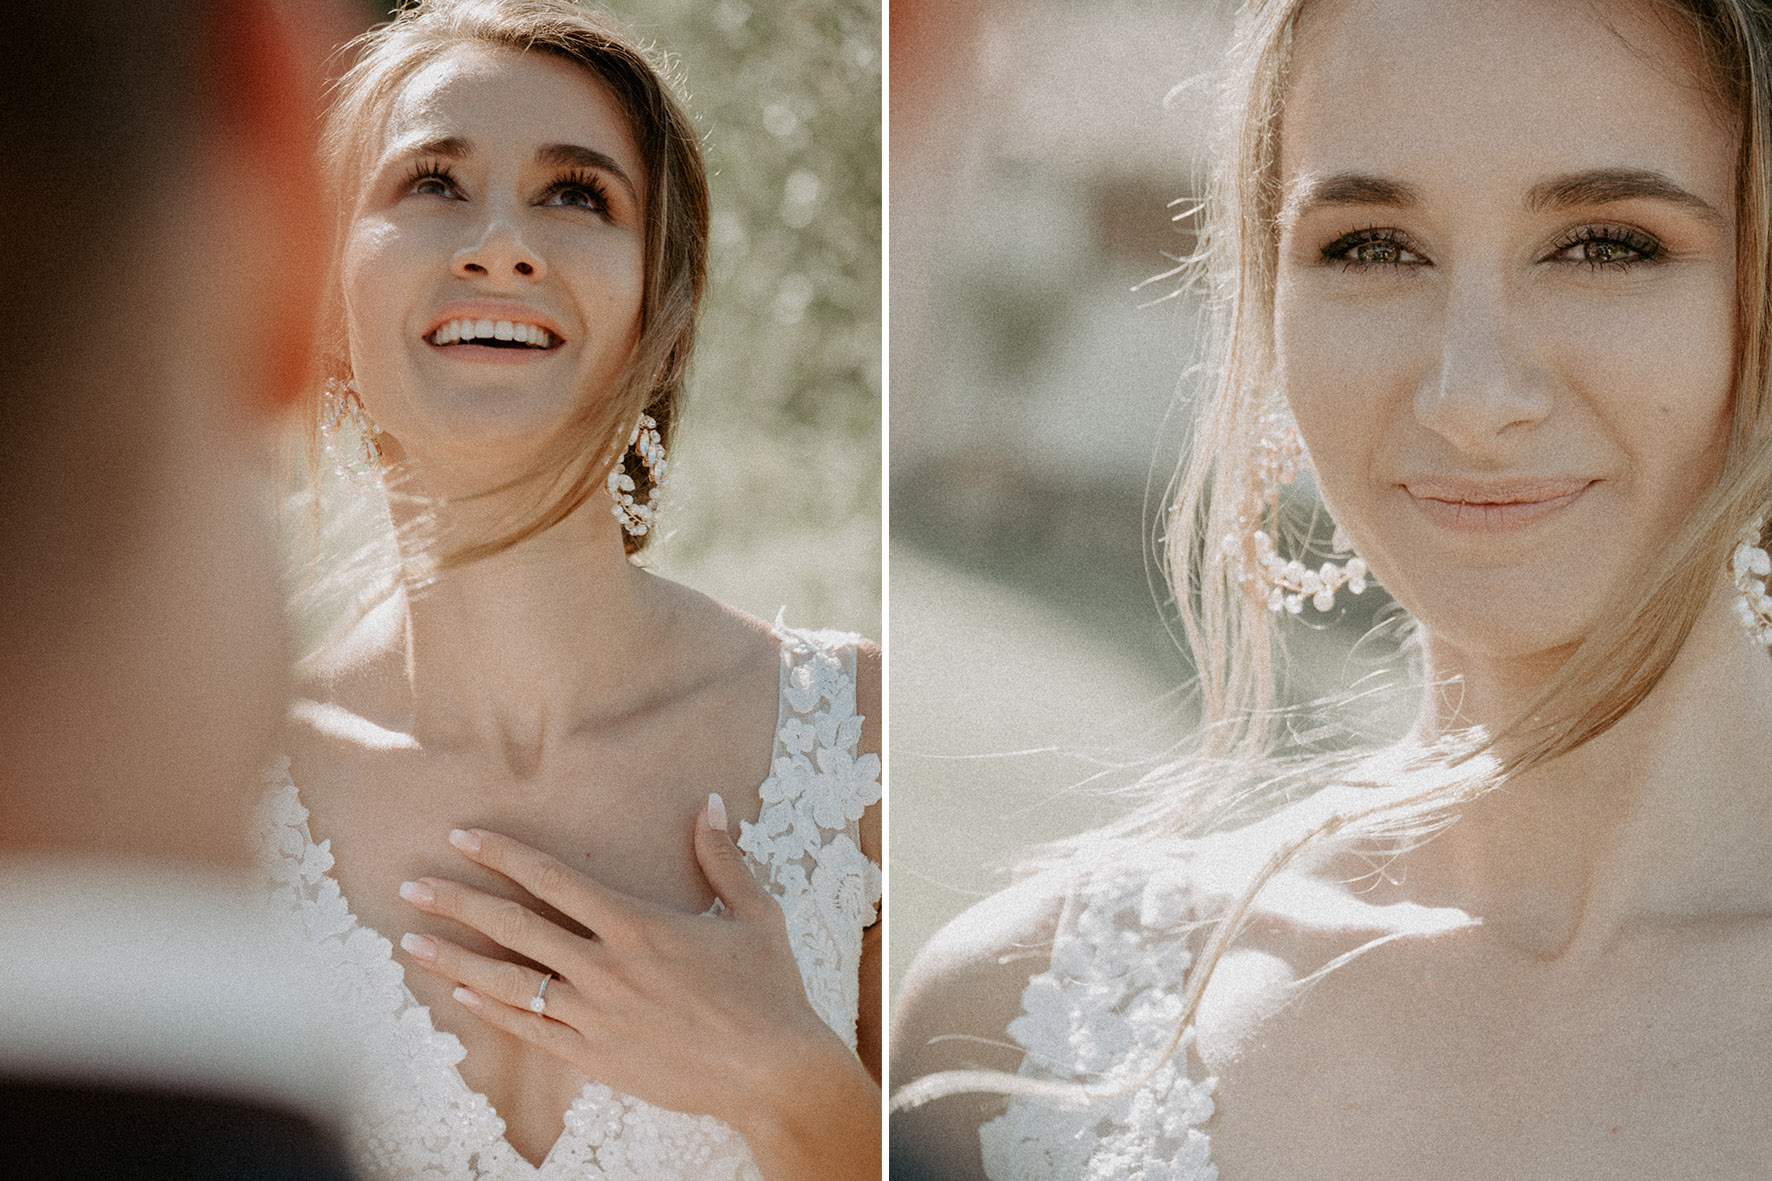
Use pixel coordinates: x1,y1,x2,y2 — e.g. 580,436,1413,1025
855,639,881,867
854,639,882,1082
889,874,1068,1180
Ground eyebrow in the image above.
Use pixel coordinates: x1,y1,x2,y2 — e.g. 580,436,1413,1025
1525,167,1726,226
1279,172,1422,227
1280,167,1728,228
382,135,641,203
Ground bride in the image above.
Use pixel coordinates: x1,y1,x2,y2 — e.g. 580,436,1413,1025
893,0,1772,1177
259,2,881,1177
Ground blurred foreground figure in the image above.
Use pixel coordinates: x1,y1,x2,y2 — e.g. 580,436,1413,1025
0,1,358,1175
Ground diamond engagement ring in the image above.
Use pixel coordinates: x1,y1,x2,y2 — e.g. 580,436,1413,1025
530,974,551,1015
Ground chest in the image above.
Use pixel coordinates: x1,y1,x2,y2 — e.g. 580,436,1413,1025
283,705,779,1166
1203,932,1772,1180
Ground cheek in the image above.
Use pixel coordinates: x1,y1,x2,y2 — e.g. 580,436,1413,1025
1549,283,1734,520
1273,274,1424,510
340,218,409,352
562,235,646,357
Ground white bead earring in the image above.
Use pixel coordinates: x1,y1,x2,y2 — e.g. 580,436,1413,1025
1731,516,1772,645
319,377,384,473
606,413,668,537
1223,412,1370,615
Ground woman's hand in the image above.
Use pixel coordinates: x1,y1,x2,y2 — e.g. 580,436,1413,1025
395,794,880,1179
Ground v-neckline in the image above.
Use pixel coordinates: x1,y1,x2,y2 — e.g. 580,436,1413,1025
282,629,795,1174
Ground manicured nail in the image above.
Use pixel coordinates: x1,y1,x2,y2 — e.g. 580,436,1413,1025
453,986,483,1009
449,828,482,854
706,792,727,833
398,880,434,906
400,933,437,962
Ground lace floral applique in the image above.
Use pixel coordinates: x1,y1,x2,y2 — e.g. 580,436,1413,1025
738,627,883,1048
979,853,1220,1181
255,625,880,1179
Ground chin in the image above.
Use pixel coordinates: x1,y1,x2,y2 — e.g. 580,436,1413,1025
1393,570,1601,668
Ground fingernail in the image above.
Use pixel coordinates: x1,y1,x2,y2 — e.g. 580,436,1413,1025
399,880,435,906
453,986,483,1009
448,828,481,854
400,933,437,961
706,792,727,832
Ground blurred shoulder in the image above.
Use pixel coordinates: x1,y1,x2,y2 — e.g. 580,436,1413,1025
890,867,1079,1179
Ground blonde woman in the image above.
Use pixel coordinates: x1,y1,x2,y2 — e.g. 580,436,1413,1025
893,0,1772,1176
258,2,881,1177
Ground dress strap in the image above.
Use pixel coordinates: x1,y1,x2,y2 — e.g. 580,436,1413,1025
735,620,882,1049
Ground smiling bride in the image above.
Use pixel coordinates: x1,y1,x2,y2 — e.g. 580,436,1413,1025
257,2,880,1177
893,0,1772,1177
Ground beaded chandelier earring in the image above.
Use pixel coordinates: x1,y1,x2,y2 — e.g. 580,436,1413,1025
320,377,384,477
606,413,668,537
1732,517,1772,645
1223,411,1370,614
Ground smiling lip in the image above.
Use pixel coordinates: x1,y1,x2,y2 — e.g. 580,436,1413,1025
1402,478,1597,532
422,302,566,361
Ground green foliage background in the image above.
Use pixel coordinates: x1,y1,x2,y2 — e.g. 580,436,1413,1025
593,0,882,636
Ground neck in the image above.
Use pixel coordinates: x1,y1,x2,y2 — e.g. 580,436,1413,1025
379,490,673,770
1401,584,1772,957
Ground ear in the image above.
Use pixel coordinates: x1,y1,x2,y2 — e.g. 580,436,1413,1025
200,0,350,413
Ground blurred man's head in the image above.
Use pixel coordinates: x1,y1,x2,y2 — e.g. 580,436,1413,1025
0,1,342,862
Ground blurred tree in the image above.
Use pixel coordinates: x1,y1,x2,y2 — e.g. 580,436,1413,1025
595,0,882,634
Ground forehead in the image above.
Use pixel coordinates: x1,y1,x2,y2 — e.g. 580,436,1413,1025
377,42,644,180
1279,0,1734,209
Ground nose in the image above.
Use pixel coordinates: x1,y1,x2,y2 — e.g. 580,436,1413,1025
1413,276,1551,457
451,215,546,283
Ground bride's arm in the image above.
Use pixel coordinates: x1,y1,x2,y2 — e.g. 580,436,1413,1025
857,640,883,1085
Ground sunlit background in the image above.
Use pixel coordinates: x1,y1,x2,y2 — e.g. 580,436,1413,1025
890,0,1404,1005
304,0,882,645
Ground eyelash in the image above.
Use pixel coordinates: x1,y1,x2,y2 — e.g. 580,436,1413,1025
404,160,460,198
1320,226,1422,272
538,167,612,215
1546,223,1662,270
401,161,614,217
1318,223,1666,273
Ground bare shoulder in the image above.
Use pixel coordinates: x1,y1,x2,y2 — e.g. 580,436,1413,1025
643,575,781,673
890,868,1076,1180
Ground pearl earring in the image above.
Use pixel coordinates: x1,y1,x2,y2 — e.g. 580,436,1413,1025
1223,413,1369,615
1731,517,1772,645
606,413,668,537
319,377,383,473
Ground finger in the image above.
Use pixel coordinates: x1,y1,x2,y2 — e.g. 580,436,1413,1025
695,792,774,920
448,828,657,936
399,876,581,968
450,985,582,1061
399,931,584,1027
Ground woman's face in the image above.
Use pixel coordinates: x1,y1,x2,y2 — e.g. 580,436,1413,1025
342,44,647,483
1273,0,1737,662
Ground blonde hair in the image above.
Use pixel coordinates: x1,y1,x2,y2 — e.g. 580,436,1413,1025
894,0,1772,1114
314,0,709,565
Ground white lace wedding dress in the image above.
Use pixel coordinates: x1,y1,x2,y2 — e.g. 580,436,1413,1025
256,624,882,1179
979,848,1220,1181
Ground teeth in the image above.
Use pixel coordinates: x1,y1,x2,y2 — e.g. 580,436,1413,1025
428,318,556,348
